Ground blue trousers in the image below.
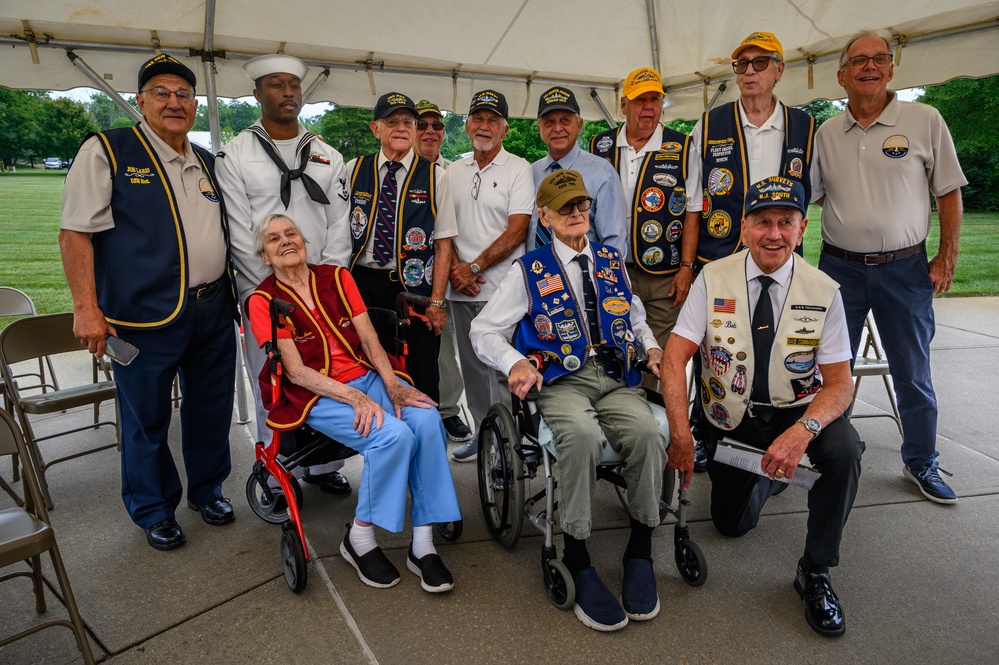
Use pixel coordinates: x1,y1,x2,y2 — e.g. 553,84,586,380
819,251,938,469
305,373,461,532
113,284,236,528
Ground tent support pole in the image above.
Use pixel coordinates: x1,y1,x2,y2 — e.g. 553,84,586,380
303,69,331,105
589,88,617,127
66,51,143,123
645,0,661,73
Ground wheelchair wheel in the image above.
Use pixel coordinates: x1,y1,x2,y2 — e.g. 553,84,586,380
435,519,463,541
674,536,707,587
542,558,575,610
246,467,304,524
476,403,524,548
614,464,676,525
280,525,308,593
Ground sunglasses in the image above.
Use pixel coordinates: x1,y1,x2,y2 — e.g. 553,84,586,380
732,56,778,74
417,120,445,131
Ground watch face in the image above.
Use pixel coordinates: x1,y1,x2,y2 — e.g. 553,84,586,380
470,263,481,275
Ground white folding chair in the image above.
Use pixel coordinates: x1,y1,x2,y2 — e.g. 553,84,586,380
849,312,904,438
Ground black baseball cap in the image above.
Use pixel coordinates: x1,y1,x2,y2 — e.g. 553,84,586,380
468,89,509,119
373,92,418,120
138,54,197,91
744,176,807,216
537,86,580,118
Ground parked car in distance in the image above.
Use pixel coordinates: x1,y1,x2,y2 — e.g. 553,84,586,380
43,157,63,169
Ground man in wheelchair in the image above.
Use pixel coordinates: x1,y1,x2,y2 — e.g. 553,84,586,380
661,177,864,637
246,214,461,593
471,170,668,631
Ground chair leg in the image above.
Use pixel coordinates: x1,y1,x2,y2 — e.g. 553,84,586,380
11,450,19,482
30,554,46,614
881,374,905,438
20,419,55,510
48,547,97,665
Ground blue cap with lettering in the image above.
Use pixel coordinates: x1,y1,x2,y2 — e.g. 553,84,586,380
744,176,806,216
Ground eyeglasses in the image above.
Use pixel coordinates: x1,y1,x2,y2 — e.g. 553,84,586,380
732,56,778,74
471,172,481,200
555,199,592,216
381,116,416,128
142,86,195,103
842,53,893,70
417,120,445,131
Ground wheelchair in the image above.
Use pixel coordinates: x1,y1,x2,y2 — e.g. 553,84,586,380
476,377,707,610
244,292,462,593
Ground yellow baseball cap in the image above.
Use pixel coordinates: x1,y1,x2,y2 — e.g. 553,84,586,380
623,68,664,100
732,32,784,60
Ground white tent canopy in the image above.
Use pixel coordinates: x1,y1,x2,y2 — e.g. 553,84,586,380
3,0,998,128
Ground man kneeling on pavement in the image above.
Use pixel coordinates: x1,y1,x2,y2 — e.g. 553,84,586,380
661,176,864,637
471,169,668,632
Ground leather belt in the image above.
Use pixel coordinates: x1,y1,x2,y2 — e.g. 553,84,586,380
353,265,400,283
188,277,223,300
822,241,925,266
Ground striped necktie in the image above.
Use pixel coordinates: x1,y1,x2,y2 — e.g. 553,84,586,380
372,161,402,267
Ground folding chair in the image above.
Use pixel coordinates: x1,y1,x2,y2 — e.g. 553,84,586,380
0,313,120,509
849,312,904,438
0,408,96,664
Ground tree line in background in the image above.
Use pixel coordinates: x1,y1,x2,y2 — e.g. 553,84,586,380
1,77,996,210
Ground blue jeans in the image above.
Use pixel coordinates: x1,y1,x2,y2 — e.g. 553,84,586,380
819,251,938,469
305,373,461,532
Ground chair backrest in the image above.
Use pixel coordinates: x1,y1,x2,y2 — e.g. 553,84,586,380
0,408,46,518
0,286,38,317
0,313,83,366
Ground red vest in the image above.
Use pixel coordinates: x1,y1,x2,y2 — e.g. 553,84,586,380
250,264,408,431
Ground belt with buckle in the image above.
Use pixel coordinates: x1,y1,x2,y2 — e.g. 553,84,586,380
822,241,925,266
354,265,400,282
188,278,222,300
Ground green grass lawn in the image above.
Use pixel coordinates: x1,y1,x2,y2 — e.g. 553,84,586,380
0,172,996,325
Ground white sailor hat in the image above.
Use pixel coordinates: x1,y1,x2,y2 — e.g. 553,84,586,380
243,54,309,82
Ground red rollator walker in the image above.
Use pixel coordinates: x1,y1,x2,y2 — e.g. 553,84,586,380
245,292,462,592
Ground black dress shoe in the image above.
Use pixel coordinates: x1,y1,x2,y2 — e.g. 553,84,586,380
693,440,709,473
302,470,351,495
794,565,846,637
144,519,186,551
187,497,235,526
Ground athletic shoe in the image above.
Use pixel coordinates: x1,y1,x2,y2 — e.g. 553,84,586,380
621,557,660,620
904,461,958,504
339,524,400,588
572,567,628,632
451,438,478,463
442,415,473,442
406,546,454,593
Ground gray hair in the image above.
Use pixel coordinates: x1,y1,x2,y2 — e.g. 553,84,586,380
838,31,894,69
252,213,306,257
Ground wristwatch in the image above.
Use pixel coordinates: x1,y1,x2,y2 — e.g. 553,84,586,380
469,262,482,276
797,417,822,438
429,298,446,309
679,261,697,270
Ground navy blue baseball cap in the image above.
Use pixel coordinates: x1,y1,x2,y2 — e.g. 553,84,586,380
744,176,806,216
374,92,417,120
138,54,197,91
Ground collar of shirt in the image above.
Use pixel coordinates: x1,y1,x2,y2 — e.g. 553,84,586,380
140,121,198,168
543,143,582,170
745,251,795,316
739,96,785,131
250,119,309,141
377,148,415,174
843,90,900,131
615,123,664,156
552,234,593,271
460,146,509,172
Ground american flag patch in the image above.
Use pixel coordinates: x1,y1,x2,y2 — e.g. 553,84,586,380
537,275,565,297
713,298,736,313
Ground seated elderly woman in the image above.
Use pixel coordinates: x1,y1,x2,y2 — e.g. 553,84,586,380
470,170,668,632
246,213,461,594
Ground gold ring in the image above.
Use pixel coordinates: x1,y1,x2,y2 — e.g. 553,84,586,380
776,468,785,476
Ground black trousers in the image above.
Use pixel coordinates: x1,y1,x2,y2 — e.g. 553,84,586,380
350,265,441,402
704,405,865,568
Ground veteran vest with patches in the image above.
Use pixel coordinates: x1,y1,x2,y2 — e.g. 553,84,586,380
698,103,814,263
89,126,234,329
589,125,690,274
250,264,410,431
348,155,437,296
513,243,641,387
699,251,838,431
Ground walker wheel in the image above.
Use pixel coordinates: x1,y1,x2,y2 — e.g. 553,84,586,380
246,468,303,524
281,526,308,593
675,538,707,587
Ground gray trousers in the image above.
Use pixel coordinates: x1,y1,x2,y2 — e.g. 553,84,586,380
437,313,464,419
537,359,667,540
449,300,505,431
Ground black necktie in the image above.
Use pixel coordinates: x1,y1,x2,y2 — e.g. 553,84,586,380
573,254,622,381
372,161,402,267
250,130,331,208
534,162,561,247
751,275,776,403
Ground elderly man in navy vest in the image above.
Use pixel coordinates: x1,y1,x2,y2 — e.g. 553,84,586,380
472,169,667,632
661,177,864,638
59,55,238,551
345,92,456,402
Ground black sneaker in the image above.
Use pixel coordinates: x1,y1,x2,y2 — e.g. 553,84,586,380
406,546,454,593
442,415,473,442
339,524,400,588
